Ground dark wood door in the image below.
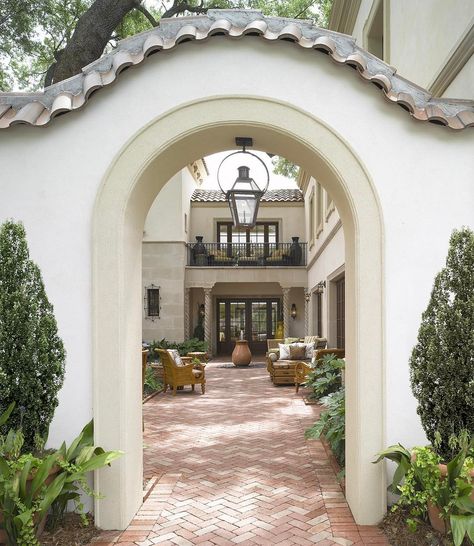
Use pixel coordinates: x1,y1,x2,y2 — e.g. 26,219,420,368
216,298,281,355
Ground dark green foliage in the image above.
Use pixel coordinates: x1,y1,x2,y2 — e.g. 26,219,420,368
0,220,66,453
305,354,344,400
143,365,162,397
410,228,474,461
306,388,345,466
147,337,208,361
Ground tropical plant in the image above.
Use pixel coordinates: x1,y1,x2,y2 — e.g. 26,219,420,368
0,220,66,453
49,420,123,530
374,438,474,546
410,227,474,462
147,337,208,361
143,365,162,397
305,388,345,466
304,354,344,400
0,405,123,544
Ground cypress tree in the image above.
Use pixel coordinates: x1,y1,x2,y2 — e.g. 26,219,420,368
0,220,65,452
410,227,474,461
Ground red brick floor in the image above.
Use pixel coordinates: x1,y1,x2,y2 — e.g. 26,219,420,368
91,361,389,545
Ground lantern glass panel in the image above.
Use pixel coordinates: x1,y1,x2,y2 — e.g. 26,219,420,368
229,193,260,228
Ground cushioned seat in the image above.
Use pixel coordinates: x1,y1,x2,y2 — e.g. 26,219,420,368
266,337,328,386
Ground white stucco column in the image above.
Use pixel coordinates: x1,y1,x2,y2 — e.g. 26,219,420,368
304,290,311,336
184,287,190,339
282,287,291,339
203,287,213,354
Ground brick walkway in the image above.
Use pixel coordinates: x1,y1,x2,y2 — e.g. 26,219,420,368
92,361,389,546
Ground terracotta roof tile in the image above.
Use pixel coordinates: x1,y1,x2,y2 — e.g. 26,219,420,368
191,188,303,203
0,9,473,130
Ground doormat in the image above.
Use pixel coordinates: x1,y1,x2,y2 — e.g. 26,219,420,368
215,362,266,369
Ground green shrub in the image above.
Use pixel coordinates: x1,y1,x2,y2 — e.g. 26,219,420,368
143,365,162,395
304,354,344,400
0,220,65,453
147,337,208,361
306,388,345,466
410,227,474,461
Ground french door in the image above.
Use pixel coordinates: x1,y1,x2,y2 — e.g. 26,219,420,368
217,298,281,355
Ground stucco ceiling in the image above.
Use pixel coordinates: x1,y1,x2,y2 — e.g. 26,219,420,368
0,9,473,130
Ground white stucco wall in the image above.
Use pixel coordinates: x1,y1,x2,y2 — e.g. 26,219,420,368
351,0,474,96
0,37,472,465
444,53,474,99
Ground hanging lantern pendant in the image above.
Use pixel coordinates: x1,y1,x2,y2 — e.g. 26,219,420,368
217,139,270,229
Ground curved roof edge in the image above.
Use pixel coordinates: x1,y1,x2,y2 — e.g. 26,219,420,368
0,9,473,130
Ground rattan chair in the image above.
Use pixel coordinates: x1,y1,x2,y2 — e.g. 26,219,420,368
156,349,206,396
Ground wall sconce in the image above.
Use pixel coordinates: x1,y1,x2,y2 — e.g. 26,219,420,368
199,303,205,319
291,303,297,320
316,280,326,294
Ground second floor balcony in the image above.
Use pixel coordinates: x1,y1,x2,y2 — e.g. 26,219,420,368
186,241,307,267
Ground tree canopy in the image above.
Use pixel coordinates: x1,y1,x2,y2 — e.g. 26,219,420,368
0,0,332,92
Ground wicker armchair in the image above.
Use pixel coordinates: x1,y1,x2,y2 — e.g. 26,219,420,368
294,348,345,393
156,349,206,396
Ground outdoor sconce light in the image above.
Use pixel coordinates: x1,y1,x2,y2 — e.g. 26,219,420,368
217,137,269,229
199,303,205,319
316,280,326,294
291,303,297,320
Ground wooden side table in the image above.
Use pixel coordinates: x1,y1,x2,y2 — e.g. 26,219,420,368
187,351,209,363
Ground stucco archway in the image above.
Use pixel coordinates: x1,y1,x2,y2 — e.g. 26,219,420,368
92,96,385,529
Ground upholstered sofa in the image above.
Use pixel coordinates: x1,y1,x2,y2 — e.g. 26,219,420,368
266,336,327,386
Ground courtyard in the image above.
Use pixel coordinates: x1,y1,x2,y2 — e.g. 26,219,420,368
91,362,388,546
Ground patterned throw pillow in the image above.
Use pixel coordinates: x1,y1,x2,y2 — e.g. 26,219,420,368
278,344,292,359
289,345,306,360
303,342,315,358
167,349,184,366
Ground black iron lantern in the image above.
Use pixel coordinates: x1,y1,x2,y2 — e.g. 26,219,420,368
217,138,269,229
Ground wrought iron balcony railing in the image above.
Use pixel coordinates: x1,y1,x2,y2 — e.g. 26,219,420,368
186,242,307,267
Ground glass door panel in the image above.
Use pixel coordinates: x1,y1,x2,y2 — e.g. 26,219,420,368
251,302,268,342
229,301,246,341
218,302,226,342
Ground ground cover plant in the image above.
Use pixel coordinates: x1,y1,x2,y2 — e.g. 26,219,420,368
304,355,346,468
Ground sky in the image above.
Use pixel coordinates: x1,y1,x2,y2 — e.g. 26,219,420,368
201,151,298,190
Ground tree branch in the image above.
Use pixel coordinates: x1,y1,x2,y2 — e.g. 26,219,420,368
135,4,159,27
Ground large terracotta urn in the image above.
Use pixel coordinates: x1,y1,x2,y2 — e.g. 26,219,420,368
232,340,252,367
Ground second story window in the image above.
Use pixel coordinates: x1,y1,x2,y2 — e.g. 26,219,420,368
217,222,279,245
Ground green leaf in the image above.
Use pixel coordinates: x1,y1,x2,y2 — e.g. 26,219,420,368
0,402,15,426
19,458,32,498
455,494,474,513
28,453,58,503
75,446,96,466
37,473,68,519
75,450,123,474
450,514,474,546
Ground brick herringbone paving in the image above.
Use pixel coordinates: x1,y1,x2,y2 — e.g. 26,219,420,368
91,362,389,546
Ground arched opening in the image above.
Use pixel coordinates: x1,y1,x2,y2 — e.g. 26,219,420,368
92,96,385,530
